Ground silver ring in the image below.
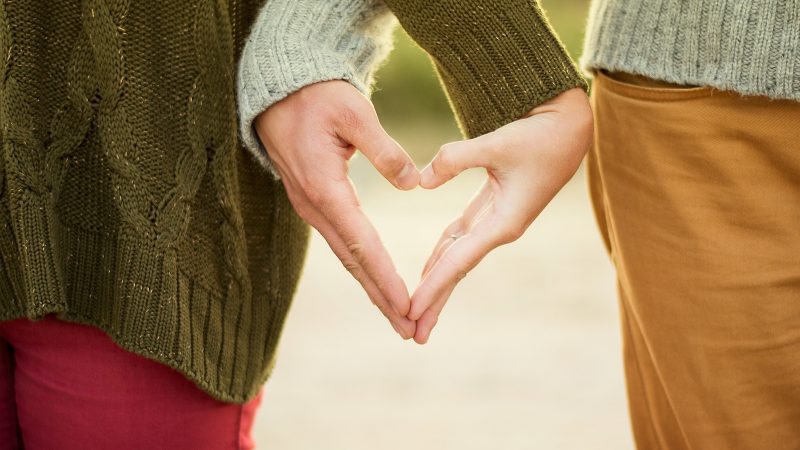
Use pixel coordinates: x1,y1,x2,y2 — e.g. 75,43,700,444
449,234,460,241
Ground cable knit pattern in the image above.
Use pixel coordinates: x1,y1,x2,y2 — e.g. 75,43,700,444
0,0,585,404
581,0,800,100
0,0,311,404
236,0,397,178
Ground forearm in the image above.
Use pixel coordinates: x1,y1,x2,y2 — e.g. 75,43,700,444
236,0,398,177
382,0,588,138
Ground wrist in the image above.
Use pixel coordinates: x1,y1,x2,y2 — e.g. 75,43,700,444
235,0,398,175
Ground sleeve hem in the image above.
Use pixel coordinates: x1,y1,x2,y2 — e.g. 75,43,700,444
460,77,587,138
384,0,588,138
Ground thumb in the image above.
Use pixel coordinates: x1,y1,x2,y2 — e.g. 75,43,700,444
420,132,496,189
336,102,419,190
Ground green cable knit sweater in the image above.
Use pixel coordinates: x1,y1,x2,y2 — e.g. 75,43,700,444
0,0,584,403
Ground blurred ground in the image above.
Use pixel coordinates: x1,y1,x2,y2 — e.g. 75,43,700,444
254,1,634,448
253,165,633,449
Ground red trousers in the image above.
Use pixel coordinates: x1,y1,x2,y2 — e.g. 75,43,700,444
0,313,263,449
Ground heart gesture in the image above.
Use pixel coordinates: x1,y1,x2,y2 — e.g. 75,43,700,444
255,81,592,344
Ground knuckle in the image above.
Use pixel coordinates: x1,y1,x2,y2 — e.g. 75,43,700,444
338,105,365,132
304,184,336,209
374,149,405,175
347,240,366,261
341,258,361,276
436,145,457,175
440,252,468,280
498,224,526,244
303,184,325,205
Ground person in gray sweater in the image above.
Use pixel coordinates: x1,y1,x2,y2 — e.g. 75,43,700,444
240,0,799,449
582,0,799,101
580,2,800,449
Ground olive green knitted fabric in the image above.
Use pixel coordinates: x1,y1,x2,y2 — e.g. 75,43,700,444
0,0,585,404
0,0,311,404
383,0,588,138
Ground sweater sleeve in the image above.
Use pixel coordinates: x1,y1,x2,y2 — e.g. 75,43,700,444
381,0,588,138
236,0,398,177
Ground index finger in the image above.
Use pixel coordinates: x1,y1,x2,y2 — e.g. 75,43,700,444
316,182,412,317
313,213,416,339
409,217,506,321
335,99,419,190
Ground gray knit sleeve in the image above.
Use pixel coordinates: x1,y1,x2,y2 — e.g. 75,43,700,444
236,0,398,178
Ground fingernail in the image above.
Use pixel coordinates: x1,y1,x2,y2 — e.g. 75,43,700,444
395,163,418,189
419,166,434,188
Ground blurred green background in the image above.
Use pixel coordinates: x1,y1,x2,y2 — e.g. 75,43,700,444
372,0,590,164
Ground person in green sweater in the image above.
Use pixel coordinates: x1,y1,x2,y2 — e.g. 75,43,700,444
0,0,591,447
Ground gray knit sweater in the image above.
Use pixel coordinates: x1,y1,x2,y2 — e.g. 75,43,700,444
237,0,395,177
581,0,800,101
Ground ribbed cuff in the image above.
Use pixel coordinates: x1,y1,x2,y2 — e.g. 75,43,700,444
579,0,800,102
236,0,397,179
384,0,588,138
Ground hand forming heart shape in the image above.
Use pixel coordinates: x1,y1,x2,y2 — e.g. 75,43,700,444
255,80,593,344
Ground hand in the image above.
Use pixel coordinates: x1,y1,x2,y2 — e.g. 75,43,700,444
408,87,594,344
254,80,420,339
